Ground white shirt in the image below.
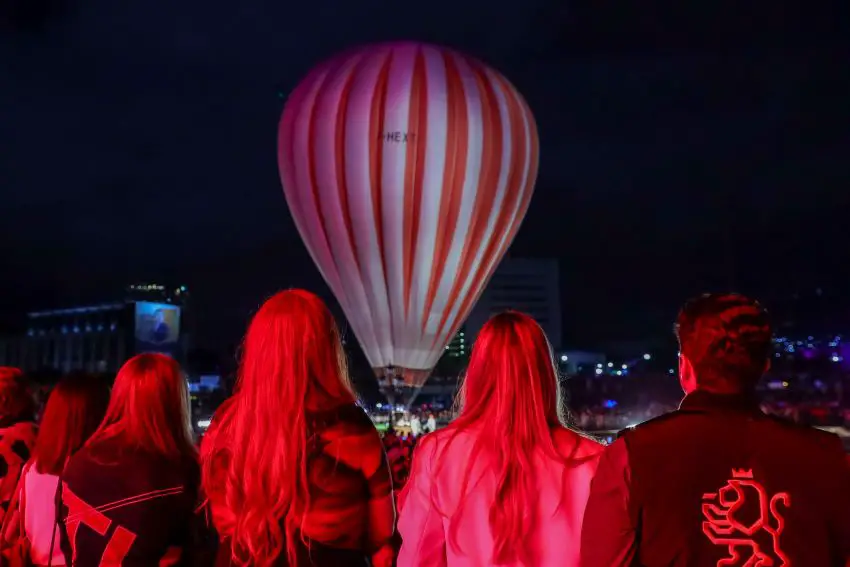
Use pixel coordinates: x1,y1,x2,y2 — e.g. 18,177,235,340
398,428,603,567
24,464,64,565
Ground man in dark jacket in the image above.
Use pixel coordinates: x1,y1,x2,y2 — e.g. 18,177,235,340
580,293,850,567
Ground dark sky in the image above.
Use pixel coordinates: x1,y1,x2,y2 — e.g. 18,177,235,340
1,0,848,349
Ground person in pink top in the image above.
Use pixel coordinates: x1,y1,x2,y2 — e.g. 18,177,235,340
398,311,604,567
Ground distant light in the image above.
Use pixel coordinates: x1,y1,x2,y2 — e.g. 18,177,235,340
615,370,623,376
669,369,675,375
596,363,603,368
560,355,568,362
197,419,211,429
832,355,841,363
376,403,383,409
781,381,789,388
621,364,628,369
643,353,651,360
607,362,613,368
595,368,603,375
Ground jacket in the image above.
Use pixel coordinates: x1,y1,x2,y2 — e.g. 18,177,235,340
580,390,850,567
398,427,603,567
59,438,202,566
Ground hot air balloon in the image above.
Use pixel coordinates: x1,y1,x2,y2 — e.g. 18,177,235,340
277,41,538,406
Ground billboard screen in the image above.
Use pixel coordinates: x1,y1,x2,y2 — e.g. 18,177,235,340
135,301,181,356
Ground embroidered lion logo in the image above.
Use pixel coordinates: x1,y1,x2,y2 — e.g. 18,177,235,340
701,469,791,567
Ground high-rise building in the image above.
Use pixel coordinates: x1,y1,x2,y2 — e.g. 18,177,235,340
464,257,562,349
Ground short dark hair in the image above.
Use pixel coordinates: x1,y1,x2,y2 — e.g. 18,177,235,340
675,293,772,392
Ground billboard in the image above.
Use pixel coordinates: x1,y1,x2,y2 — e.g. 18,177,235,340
135,301,181,356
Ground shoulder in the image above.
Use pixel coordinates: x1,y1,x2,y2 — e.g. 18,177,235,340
616,410,683,440
553,427,605,461
763,414,846,452
408,428,462,470
313,403,375,435
417,427,467,454
338,403,375,429
61,445,96,485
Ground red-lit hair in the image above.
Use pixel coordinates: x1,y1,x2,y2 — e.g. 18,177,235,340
201,289,355,567
33,373,109,475
85,353,196,462
434,311,575,565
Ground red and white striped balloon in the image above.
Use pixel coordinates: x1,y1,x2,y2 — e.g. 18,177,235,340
277,41,538,385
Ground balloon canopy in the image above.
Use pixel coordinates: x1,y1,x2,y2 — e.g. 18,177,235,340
277,41,539,391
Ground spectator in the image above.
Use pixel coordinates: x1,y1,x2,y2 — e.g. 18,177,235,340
202,290,395,567
399,311,603,567
0,367,36,525
59,354,203,566
581,293,850,567
13,373,108,565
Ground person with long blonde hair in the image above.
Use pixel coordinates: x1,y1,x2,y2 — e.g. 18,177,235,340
201,289,395,567
398,311,603,567
58,353,202,566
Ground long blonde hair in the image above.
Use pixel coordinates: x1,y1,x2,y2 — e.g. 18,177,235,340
86,353,195,462
434,311,583,565
201,289,355,567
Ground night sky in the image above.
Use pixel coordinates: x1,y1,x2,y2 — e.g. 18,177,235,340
1,0,848,350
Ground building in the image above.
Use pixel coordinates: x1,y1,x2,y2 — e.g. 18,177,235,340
464,257,562,349
126,283,190,306
0,284,188,374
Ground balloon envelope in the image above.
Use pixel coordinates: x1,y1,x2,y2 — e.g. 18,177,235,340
277,41,538,386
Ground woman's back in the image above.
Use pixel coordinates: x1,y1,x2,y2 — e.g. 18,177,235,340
60,437,200,565
204,402,394,566
398,427,603,567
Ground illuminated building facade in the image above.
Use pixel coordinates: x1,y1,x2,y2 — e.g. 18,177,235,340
465,257,562,349
0,284,189,374
0,303,133,373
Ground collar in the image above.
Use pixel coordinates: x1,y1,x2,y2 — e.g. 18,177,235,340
679,390,762,414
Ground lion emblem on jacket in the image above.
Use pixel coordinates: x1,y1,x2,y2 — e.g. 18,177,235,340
701,469,791,566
